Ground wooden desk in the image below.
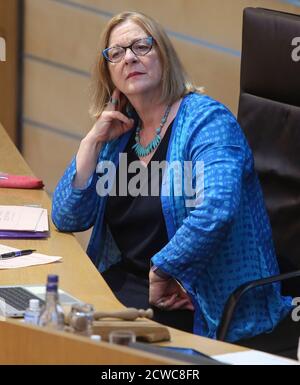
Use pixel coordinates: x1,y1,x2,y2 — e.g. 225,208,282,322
0,123,245,363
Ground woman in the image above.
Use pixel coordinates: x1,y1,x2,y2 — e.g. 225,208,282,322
52,11,292,341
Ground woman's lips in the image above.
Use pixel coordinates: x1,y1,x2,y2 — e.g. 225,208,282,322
126,72,144,79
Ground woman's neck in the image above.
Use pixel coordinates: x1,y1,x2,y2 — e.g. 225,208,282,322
128,92,168,131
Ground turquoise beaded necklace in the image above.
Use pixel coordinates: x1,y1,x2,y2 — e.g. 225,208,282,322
132,105,171,158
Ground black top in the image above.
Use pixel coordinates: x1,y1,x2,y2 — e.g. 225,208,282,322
105,123,171,277
102,122,194,333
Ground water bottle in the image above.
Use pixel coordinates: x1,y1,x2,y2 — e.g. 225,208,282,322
39,275,65,330
24,299,40,325
45,274,64,316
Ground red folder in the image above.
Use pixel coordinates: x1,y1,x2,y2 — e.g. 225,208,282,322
0,173,44,189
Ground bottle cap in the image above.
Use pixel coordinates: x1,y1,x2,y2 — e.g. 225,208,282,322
47,274,58,283
29,299,40,310
90,334,102,342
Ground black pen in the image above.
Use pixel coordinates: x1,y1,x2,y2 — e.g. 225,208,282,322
0,249,36,259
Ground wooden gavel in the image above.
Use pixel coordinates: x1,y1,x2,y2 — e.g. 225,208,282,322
66,307,154,332
93,308,153,321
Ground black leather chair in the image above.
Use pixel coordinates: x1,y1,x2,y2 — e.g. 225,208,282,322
217,7,300,359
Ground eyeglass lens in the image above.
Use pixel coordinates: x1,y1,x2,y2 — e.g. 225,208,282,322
104,37,153,62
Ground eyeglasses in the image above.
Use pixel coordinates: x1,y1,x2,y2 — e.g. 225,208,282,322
102,36,154,63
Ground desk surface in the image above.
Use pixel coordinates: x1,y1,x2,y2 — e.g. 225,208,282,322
0,123,245,358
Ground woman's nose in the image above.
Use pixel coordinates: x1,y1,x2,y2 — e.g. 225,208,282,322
124,47,138,63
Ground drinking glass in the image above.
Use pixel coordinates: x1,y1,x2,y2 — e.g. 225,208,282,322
108,330,136,346
69,303,94,336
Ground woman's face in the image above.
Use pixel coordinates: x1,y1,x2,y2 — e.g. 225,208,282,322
107,21,163,99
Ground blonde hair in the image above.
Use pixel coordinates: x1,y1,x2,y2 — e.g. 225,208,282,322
89,11,203,118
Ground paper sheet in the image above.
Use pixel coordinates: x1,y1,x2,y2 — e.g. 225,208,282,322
0,244,62,269
0,205,48,232
35,209,48,231
213,350,300,365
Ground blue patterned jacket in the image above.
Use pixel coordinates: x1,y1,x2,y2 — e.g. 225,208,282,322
52,93,292,342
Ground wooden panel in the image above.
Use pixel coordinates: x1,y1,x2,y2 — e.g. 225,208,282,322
23,124,80,193
172,38,241,115
0,0,19,143
71,0,300,50
23,58,92,138
25,0,106,72
0,319,188,365
25,0,243,73
0,122,34,176
0,36,5,61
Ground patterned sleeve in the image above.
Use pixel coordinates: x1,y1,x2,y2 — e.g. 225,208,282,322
51,156,99,232
151,102,248,287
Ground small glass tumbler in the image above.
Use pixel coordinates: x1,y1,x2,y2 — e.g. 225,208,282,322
69,303,94,336
108,330,136,346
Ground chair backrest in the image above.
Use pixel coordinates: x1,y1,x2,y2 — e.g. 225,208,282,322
237,7,300,296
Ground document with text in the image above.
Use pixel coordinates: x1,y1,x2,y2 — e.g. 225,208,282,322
0,205,49,238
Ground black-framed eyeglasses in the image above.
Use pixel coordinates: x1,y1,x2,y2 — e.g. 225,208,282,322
102,36,154,63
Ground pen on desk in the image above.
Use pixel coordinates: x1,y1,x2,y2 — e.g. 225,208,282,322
0,249,36,259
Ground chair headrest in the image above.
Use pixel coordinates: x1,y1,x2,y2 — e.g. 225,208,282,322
241,8,300,107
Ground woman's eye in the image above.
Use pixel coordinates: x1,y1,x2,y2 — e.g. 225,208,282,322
135,44,148,51
110,49,122,59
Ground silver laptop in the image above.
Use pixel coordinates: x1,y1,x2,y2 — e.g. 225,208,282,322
0,285,82,317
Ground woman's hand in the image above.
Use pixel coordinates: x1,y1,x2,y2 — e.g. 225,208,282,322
149,270,195,311
85,88,134,145
73,89,134,188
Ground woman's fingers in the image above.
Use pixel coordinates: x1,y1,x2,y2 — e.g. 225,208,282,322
168,299,190,310
157,293,188,308
156,291,195,311
162,293,178,307
107,89,121,111
103,110,134,127
166,298,194,311
178,291,195,310
156,293,178,309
